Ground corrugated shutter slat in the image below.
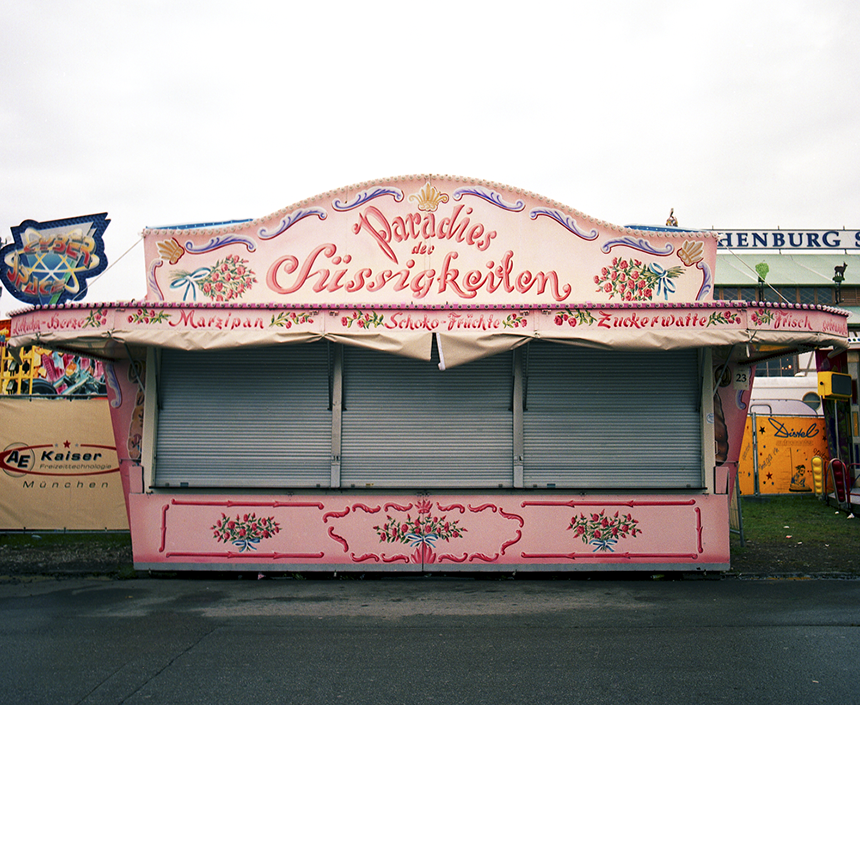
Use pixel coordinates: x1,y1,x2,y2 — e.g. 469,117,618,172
155,344,331,488
522,343,702,488
340,347,513,488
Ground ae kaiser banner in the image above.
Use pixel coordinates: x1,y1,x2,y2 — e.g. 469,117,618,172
0,398,128,529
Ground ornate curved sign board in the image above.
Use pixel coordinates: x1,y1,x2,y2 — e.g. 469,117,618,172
1,213,110,306
143,177,717,307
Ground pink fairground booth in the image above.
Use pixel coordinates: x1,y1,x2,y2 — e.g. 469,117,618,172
9,177,850,574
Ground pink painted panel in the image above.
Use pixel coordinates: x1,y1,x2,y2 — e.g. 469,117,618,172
104,357,144,523
128,491,730,571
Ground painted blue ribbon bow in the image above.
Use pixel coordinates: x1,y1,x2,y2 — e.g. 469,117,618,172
649,262,676,300
590,537,618,552
404,531,440,548
231,537,261,553
170,266,211,301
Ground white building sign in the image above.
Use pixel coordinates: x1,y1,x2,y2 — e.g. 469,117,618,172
717,230,860,251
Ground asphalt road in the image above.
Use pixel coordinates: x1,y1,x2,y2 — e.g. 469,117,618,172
2,576,859,704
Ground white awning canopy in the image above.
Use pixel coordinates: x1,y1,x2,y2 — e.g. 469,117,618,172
10,300,849,368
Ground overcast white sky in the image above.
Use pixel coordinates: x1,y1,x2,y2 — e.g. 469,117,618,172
2,0,858,316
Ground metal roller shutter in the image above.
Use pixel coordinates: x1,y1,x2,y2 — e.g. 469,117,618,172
340,346,514,488
155,344,331,488
522,343,702,489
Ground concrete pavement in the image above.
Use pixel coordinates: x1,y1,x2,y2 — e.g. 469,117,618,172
1,576,859,704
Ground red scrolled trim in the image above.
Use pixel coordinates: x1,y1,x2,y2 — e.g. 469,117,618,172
498,507,525,527
500,530,523,555
521,551,698,560
327,526,349,552
695,507,703,554
159,504,170,553
165,551,325,559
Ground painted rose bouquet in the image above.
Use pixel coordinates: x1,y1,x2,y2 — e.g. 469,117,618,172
374,512,466,548
169,255,256,302
553,308,596,327
341,310,385,329
212,512,281,552
594,257,683,302
271,310,316,328
569,509,641,552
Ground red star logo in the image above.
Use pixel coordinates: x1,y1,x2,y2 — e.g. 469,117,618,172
63,440,71,448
